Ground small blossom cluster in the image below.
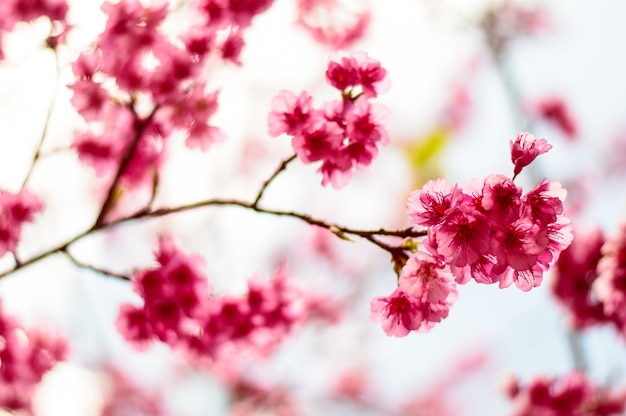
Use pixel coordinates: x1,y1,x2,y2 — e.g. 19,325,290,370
552,228,610,329
118,238,333,361
71,0,273,192
371,132,572,337
0,0,69,60
0,301,68,414
552,222,626,339
505,372,626,416
116,237,211,347
184,265,306,360
370,252,458,336
268,51,390,188
0,189,44,259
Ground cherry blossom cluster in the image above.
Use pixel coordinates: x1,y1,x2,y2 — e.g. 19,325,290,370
0,189,44,259
551,220,626,342
554,222,626,338
118,237,336,361
371,132,573,337
268,51,390,188
505,372,626,416
71,0,274,193
0,301,67,414
0,0,69,60
552,228,609,329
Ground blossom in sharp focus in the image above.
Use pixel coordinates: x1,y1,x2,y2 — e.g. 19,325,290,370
370,288,422,337
268,90,318,137
510,131,552,178
397,252,459,332
405,134,571,291
269,52,390,188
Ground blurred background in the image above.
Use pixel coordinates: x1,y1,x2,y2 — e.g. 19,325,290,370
1,0,626,414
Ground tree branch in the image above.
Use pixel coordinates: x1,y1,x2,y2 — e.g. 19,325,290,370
252,154,297,208
0,197,426,281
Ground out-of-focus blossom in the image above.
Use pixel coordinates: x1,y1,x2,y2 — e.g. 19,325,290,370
505,372,626,416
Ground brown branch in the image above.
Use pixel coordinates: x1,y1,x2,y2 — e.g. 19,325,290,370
252,154,297,208
20,47,61,189
60,249,131,281
0,197,426,281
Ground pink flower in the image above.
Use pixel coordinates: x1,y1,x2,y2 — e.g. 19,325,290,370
117,237,210,347
534,96,578,140
552,228,610,329
397,252,458,331
345,99,390,145
510,131,552,178
370,288,422,337
506,372,626,416
326,51,389,98
481,174,522,222
593,222,626,337
325,55,360,92
436,206,491,267
0,301,67,414
407,179,455,227
522,179,565,226
268,90,317,137
0,190,44,258
291,119,344,163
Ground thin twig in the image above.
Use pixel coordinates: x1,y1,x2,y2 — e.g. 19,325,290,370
252,154,297,208
60,249,131,281
20,47,61,189
566,329,588,373
0,197,426,281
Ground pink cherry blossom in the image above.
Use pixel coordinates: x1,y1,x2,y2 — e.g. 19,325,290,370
406,179,455,227
534,96,578,140
506,372,626,416
268,90,318,137
510,131,552,178
397,252,458,332
370,288,422,337
552,227,610,329
436,206,491,267
593,222,626,337
0,190,44,258
0,301,67,414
